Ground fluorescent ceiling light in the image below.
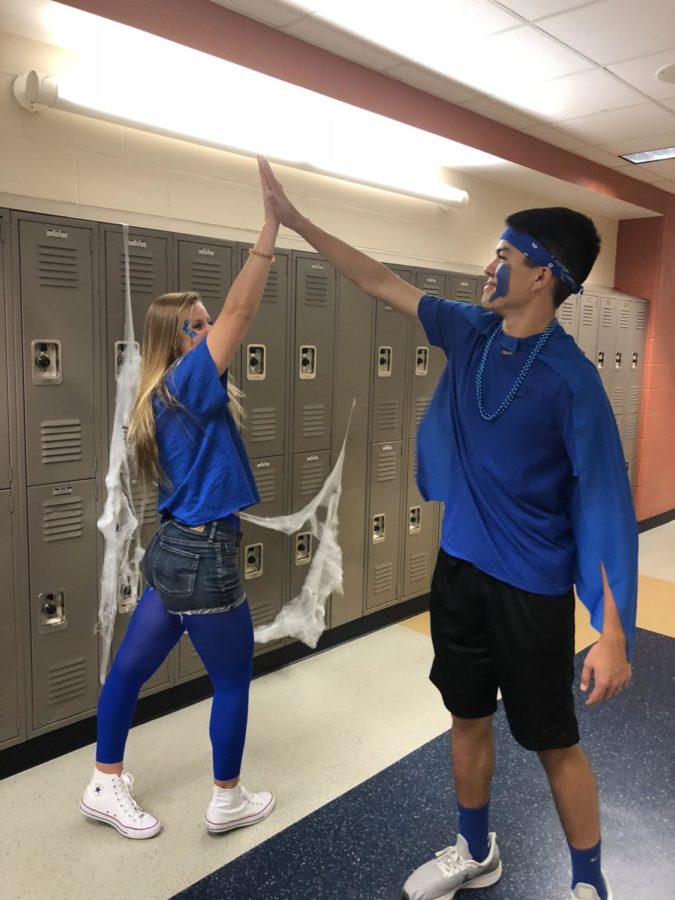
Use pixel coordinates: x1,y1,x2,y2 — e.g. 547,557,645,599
620,147,675,164
12,3,508,207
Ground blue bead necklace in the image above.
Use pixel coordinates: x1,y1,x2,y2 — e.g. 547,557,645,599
476,319,558,422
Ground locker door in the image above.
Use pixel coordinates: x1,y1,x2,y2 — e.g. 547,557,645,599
330,275,374,627
0,491,20,744
371,300,409,445
240,455,287,654
627,300,648,417
623,413,639,487
449,274,479,304
366,441,403,610
557,293,580,340
104,228,169,441
596,297,618,409
293,256,336,453
611,298,632,420
239,248,290,459
0,210,9,490
289,451,331,623
403,439,436,599
28,480,99,731
576,293,599,361
18,218,97,486
175,236,233,322
410,269,446,441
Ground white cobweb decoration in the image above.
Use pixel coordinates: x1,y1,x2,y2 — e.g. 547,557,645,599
96,224,143,684
96,223,350,681
243,402,353,649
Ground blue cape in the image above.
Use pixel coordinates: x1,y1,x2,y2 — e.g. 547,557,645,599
417,312,638,658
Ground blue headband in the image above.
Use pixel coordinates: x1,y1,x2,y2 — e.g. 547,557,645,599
500,226,583,295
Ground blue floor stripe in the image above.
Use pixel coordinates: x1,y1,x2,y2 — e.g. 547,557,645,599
174,629,674,900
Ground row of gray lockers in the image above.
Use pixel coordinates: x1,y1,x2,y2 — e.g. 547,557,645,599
0,208,647,750
0,208,466,748
556,288,648,485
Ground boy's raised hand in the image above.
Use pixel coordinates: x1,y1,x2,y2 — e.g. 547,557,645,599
258,157,303,229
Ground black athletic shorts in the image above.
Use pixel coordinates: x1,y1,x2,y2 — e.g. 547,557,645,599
429,549,579,752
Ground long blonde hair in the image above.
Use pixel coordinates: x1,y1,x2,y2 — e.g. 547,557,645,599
128,291,244,485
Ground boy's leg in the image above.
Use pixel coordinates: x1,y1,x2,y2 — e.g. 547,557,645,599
451,714,495,809
538,744,600,849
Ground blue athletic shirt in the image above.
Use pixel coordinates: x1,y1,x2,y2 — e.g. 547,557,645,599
154,338,260,525
417,294,638,654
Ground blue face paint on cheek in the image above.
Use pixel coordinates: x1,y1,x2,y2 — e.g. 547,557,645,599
182,319,198,339
489,263,511,302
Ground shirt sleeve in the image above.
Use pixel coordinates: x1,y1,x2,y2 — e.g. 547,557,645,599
418,294,499,355
164,339,230,418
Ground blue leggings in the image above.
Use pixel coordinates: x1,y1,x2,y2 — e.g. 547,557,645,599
96,586,254,781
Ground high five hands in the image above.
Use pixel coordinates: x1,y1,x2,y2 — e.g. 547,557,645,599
258,157,303,230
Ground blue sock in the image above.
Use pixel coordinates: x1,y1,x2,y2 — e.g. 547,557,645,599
570,840,606,899
458,801,490,862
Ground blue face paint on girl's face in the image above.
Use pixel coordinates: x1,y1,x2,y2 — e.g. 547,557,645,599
182,319,198,339
489,263,511,302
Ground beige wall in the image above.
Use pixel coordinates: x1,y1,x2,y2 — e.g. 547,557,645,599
0,30,617,286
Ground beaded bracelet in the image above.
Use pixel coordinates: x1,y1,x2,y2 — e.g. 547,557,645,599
247,247,276,263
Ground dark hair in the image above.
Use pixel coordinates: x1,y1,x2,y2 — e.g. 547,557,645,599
505,207,601,308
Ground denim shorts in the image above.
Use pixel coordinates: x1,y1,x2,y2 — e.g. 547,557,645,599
144,518,246,615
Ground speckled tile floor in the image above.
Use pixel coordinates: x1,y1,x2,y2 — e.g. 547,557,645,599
1,521,673,900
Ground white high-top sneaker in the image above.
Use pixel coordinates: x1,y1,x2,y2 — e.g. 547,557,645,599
205,784,275,833
80,771,162,839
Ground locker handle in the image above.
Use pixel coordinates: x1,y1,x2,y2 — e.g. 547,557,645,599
632,352,638,370
615,351,622,369
597,350,604,369
39,590,67,633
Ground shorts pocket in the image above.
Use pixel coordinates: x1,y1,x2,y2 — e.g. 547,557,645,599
153,539,199,599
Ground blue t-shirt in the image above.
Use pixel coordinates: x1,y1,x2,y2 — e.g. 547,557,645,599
154,339,260,525
418,294,587,595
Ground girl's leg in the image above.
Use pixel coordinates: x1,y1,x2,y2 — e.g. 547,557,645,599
96,585,185,769
184,600,254,783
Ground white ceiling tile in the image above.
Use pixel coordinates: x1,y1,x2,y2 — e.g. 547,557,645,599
637,157,675,179
284,18,404,69
608,49,675,101
385,63,480,104
597,130,675,155
207,0,309,28
614,164,669,183
505,67,646,121
559,102,675,143
538,0,675,65
498,1,602,19
460,97,541,129
574,146,626,167
521,123,588,149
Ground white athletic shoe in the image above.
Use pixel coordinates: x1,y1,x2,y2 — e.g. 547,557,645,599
571,875,613,900
205,784,275,833
80,771,162,839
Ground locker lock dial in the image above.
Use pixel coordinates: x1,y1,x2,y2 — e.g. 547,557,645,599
247,344,267,381
295,532,312,566
299,345,317,380
415,347,429,376
377,346,392,377
39,590,67,632
31,340,62,385
372,514,386,543
244,543,263,579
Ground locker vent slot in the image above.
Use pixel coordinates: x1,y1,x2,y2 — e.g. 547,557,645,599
120,253,157,293
409,552,429,583
600,306,613,328
454,286,473,302
413,448,419,478
304,274,330,305
624,416,638,441
376,455,397,482
629,385,640,410
255,470,276,504
559,304,575,327
41,420,83,464
581,305,595,326
415,398,430,427
302,404,326,439
611,386,624,412
48,658,87,705
251,600,277,628
190,260,224,302
262,270,281,303
37,245,78,287
43,496,84,542
130,480,159,527
619,307,630,329
250,407,277,443
301,462,324,496
635,308,648,331
377,400,399,431
373,562,393,594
